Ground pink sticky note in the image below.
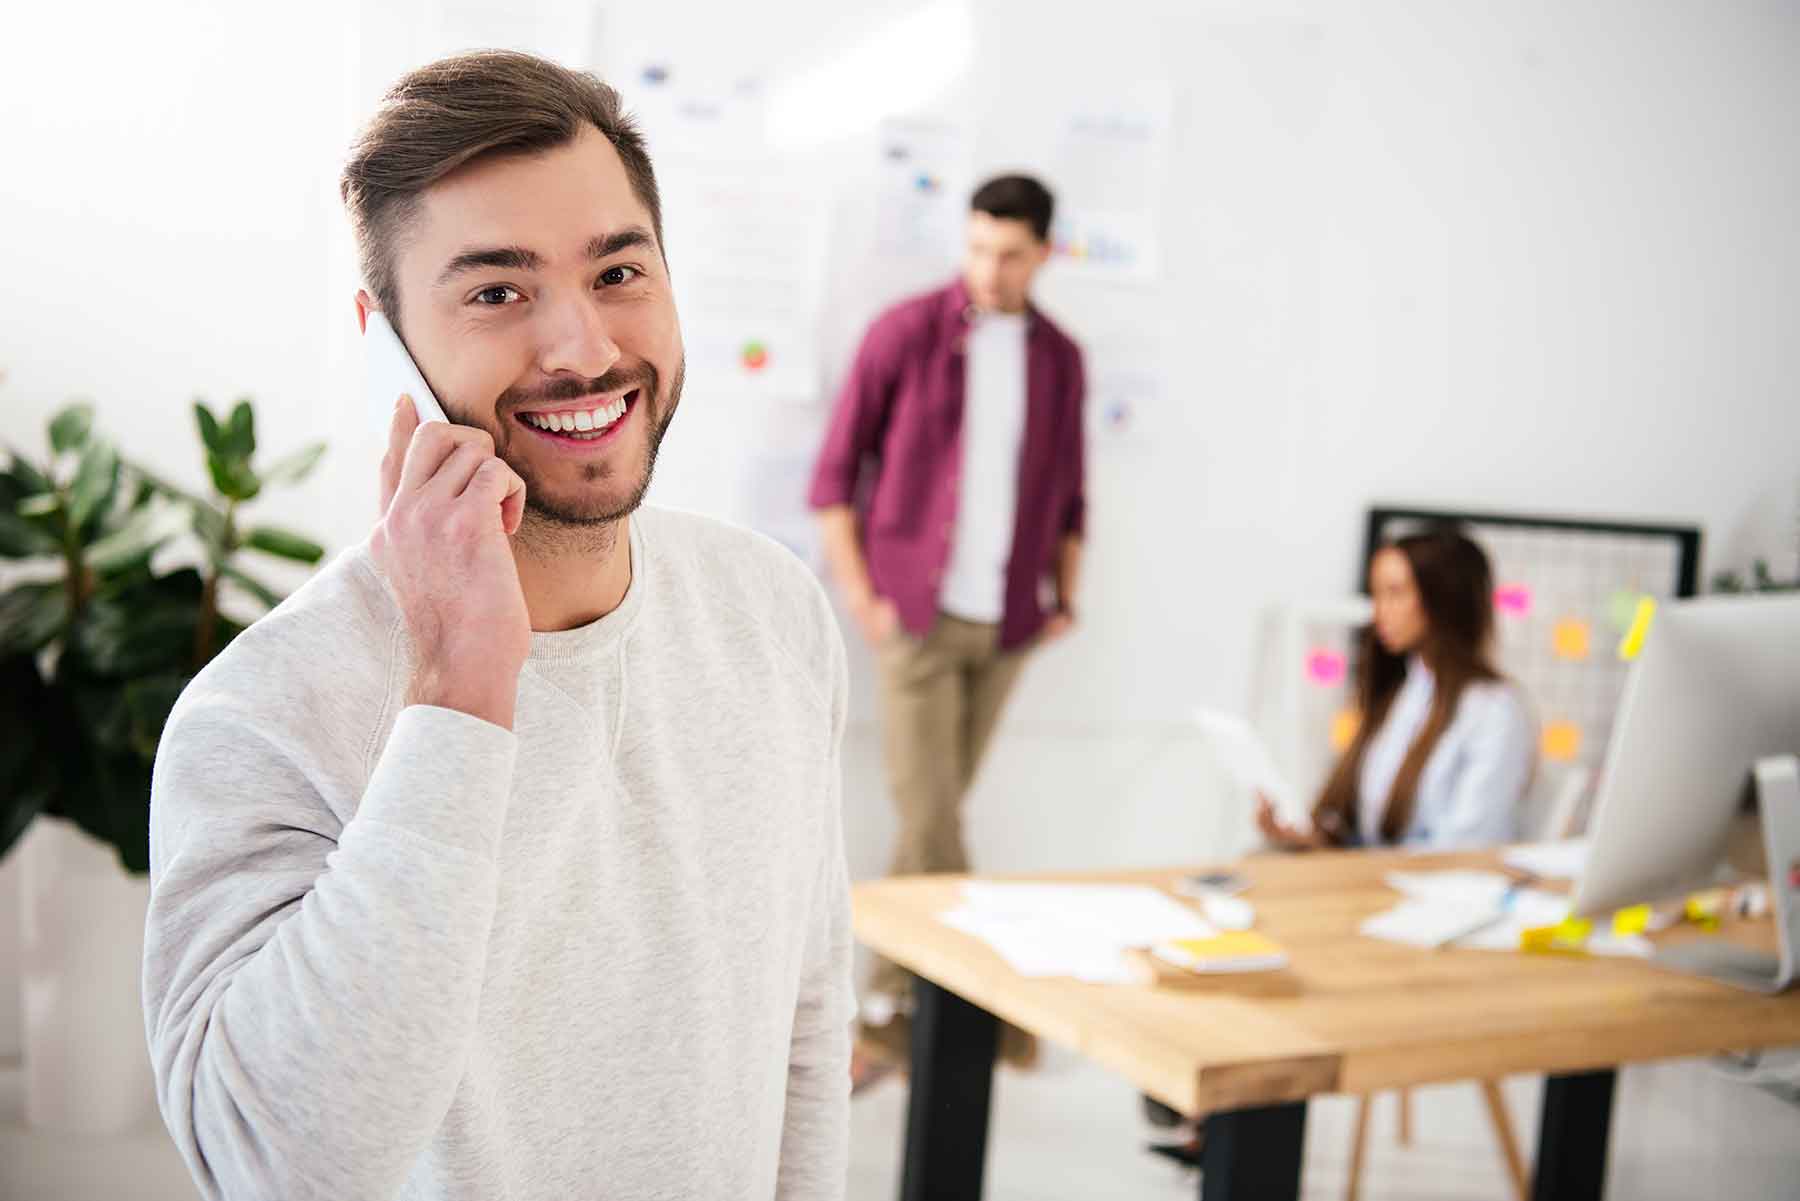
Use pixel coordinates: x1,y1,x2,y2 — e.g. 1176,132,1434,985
1305,649,1348,687
1495,585,1533,617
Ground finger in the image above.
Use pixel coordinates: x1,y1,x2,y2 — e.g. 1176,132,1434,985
499,477,526,536
379,394,419,514
461,457,528,530
397,423,491,499
425,441,491,501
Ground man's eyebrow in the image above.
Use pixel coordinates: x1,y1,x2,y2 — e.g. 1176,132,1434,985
436,245,544,287
587,227,657,260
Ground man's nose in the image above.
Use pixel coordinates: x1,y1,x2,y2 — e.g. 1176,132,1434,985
537,293,623,381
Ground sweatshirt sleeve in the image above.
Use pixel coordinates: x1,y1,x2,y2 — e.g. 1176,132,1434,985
774,618,854,1200
143,698,516,1201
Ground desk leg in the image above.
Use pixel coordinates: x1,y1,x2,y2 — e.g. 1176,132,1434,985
1531,1069,1616,1201
899,979,998,1201
1200,1101,1308,1201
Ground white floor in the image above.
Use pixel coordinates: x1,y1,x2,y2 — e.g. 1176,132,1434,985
5,1046,1796,1201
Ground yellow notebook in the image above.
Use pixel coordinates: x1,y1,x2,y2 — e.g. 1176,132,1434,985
1152,931,1290,974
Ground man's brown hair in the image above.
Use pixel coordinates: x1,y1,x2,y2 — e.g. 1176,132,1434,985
340,49,662,335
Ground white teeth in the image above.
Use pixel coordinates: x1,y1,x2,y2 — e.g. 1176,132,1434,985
526,396,630,435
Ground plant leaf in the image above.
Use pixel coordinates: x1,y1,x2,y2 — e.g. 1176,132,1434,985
17,493,59,519
6,452,55,497
219,562,285,610
205,451,261,502
194,402,225,456
0,582,69,657
226,399,256,460
86,505,177,575
259,441,327,487
48,403,95,455
0,654,57,859
0,511,60,558
67,439,119,533
244,525,324,564
188,499,229,551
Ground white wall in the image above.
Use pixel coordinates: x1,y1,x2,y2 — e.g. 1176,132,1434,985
2,0,1797,1051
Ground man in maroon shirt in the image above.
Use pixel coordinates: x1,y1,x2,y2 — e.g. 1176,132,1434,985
808,175,1086,1085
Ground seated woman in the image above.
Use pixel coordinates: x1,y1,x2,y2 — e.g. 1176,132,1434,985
1147,527,1538,1155
1259,525,1536,852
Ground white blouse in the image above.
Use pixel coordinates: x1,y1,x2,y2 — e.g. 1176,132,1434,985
1356,656,1535,849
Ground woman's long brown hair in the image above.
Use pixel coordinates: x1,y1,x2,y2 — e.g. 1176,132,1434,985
1311,527,1503,845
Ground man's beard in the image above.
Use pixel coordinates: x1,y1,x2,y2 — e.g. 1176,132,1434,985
489,358,684,554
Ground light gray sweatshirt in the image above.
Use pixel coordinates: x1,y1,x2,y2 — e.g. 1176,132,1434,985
143,506,853,1201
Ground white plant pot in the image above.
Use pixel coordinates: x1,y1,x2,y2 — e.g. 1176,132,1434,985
17,817,158,1135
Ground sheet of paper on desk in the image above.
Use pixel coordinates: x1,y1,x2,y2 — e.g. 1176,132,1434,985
1360,900,1498,949
1385,870,1518,909
1449,889,1574,950
960,883,1214,945
939,884,1216,982
938,905,1138,982
1502,839,1590,881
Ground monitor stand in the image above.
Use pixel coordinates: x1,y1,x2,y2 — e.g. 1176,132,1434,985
1652,754,1799,994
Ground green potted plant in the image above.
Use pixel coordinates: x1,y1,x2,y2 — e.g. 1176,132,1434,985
0,396,325,1134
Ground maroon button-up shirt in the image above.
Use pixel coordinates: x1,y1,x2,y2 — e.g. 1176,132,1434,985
808,278,1086,650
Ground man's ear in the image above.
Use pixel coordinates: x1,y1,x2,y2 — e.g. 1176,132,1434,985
354,289,376,334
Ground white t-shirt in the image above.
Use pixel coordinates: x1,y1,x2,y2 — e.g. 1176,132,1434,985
939,311,1029,623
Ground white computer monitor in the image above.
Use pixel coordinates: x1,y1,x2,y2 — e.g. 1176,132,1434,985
1573,593,1800,915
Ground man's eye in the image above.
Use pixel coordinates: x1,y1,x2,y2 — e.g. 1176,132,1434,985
474,285,520,305
598,266,641,288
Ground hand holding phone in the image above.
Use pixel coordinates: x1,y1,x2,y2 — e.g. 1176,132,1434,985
364,310,531,728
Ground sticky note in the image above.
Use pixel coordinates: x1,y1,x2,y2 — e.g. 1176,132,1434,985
1541,721,1582,762
1612,904,1652,936
1552,619,1591,661
1305,649,1347,687
1608,589,1643,632
1494,585,1533,617
1521,916,1592,955
1617,597,1655,661
1329,708,1361,752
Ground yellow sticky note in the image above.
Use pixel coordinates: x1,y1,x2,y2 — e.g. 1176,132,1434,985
1541,721,1583,763
1618,597,1656,661
1552,619,1591,661
1329,709,1361,752
1684,889,1725,931
1612,904,1652,936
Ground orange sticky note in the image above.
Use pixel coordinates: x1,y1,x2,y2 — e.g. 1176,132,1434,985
1541,721,1582,762
1552,619,1591,661
1329,709,1361,752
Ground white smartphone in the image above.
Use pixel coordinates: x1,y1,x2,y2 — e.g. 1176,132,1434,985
364,311,449,425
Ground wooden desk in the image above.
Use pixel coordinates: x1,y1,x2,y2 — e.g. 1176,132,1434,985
852,847,1800,1201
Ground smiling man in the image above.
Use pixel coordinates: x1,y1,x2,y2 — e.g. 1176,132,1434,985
142,51,852,1201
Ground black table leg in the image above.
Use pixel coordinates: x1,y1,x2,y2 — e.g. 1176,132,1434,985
1531,1069,1617,1201
900,978,999,1201
1200,1100,1308,1201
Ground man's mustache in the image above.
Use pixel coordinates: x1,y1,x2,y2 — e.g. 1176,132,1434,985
500,364,657,410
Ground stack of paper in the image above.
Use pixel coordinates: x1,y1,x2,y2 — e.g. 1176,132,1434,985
1360,870,1572,951
937,883,1214,983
